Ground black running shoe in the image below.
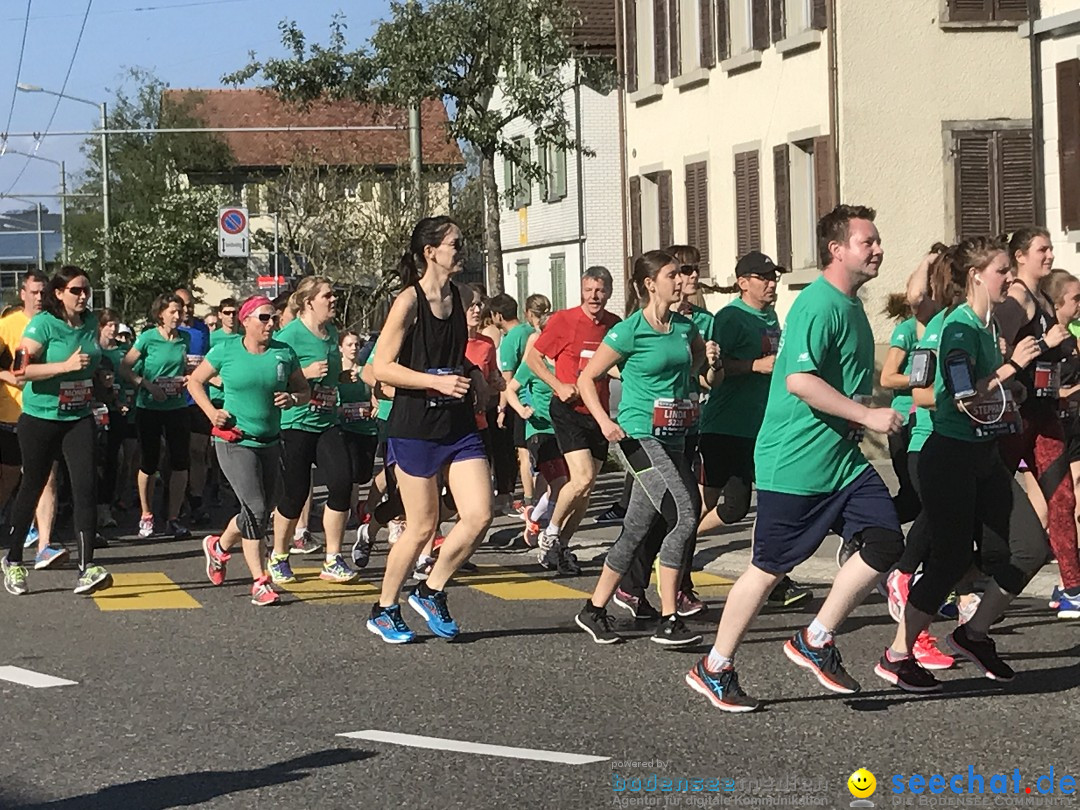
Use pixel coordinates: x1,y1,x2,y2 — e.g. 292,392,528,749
612,588,662,620
556,546,582,576
766,576,813,608
946,624,1015,682
593,504,625,526
836,536,860,568
575,603,621,644
651,614,703,647
873,652,943,693
783,630,861,694
685,659,760,712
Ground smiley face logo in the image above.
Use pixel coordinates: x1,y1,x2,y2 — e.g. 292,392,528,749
848,768,876,799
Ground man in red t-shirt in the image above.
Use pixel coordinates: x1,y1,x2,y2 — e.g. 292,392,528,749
525,266,619,573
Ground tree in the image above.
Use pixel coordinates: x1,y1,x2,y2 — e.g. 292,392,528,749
67,69,238,321
226,1,614,293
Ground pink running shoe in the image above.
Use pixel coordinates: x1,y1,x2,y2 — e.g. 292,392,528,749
913,630,955,670
203,535,230,586
250,576,280,606
886,569,912,622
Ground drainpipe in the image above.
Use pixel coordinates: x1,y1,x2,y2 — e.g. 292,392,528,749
575,60,587,277
615,0,631,305
827,0,840,203
1029,0,1046,221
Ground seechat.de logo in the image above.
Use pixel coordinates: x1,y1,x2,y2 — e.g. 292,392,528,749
848,768,876,807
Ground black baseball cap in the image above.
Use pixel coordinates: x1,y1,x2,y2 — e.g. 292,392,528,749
735,251,786,277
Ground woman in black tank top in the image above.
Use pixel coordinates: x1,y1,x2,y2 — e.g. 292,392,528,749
367,217,494,644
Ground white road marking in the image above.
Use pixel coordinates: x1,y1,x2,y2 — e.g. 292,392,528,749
0,666,78,688
337,730,609,765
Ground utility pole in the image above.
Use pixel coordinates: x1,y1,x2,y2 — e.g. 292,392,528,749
101,101,112,307
408,0,423,209
35,203,44,273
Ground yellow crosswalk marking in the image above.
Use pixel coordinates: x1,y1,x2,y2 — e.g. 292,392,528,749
454,563,592,600
278,567,380,604
693,571,735,597
92,573,201,611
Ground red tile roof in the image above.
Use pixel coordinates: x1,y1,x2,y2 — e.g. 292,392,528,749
568,0,617,53
162,89,463,170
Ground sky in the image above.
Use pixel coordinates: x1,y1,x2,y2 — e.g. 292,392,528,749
0,0,387,213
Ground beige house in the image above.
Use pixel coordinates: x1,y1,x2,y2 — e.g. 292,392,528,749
622,0,1033,339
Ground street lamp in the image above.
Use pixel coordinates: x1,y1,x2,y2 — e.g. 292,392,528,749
2,148,67,262
17,83,111,306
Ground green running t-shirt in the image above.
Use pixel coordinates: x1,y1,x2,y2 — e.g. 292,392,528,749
907,308,949,454
205,337,299,447
513,357,555,439
498,322,535,374
277,318,342,433
133,327,190,411
21,311,102,422
888,317,918,421
338,373,379,437
207,329,239,405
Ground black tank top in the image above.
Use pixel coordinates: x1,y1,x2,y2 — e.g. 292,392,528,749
387,281,475,441
998,280,1072,415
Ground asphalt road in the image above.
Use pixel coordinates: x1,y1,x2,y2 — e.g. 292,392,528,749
1,472,1077,810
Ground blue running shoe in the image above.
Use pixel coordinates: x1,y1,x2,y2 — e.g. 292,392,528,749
1049,585,1064,610
33,545,68,570
366,604,415,644
267,553,296,584
23,524,39,549
685,659,760,712
1057,590,1080,620
408,585,460,639
783,629,861,694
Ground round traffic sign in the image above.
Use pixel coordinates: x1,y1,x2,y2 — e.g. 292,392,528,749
220,209,247,235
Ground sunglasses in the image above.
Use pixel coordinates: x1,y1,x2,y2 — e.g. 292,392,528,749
748,273,779,283
220,309,237,316
442,239,465,251
255,313,280,324
65,286,91,297
679,265,699,275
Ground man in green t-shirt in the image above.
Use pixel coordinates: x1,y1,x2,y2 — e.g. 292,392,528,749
686,205,905,713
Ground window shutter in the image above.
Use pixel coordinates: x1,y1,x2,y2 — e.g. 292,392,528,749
811,0,826,30
669,0,681,78
948,0,992,22
700,0,716,68
771,0,785,43
773,144,792,270
716,0,730,61
626,0,639,92
630,175,643,257
519,138,533,208
1058,59,1080,231
813,134,836,221
654,0,669,84
685,162,711,277
504,156,514,210
658,170,674,248
955,131,994,238
997,129,1035,234
751,0,770,51
993,0,1028,20
735,151,761,257
538,145,550,202
555,146,568,199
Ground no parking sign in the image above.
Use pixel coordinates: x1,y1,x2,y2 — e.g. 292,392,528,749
218,207,249,258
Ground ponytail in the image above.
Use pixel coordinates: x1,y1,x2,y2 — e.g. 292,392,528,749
398,251,422,287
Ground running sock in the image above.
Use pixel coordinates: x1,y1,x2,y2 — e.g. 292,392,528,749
885,647,910,663
706,647,732,671
270,552,288,562
533,491,555,525
417,581,439,598
293,527,306,540
805,619,834,648
325,553,337,564
540,525,560,551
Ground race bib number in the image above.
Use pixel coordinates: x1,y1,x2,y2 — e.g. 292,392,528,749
652,398,698,438
426,367,464,409
59,380,93,412
184,354,204,374
761,327,781,356
1033,361,1061,398
577,342,601,376
845,394,873,442
310,383,337,414
156,376,185,399
969,389,1022,438
342,400,373,423
92,404,110,428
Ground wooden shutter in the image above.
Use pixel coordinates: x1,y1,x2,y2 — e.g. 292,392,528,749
948,0,992,22
735,151,761,258
998,129,1034,233
625,0,639,92
700,0,716,68
811,0,826,30
519,138,533,208
504,156,514,210
813,134,836,220
716,0,730,61
1058,59,1080,230
669,0,681,78
538,145,550,202
955,131,994,238
773,144,792,270
654,0,669,84
751,0,770,51
630,175,643,257
771,0,785,43
658,170,674,248
993,0,1028,20
685,162,711,276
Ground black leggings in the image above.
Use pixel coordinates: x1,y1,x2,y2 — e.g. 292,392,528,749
136,407,191,474
907,433,1049,615
277,427,353,517
98,415,131,505
889,420,921,524
896,450,931,575
5,414,97,568
343,431,378,486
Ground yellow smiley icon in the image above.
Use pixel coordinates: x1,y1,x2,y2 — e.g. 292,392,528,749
848,768,876,799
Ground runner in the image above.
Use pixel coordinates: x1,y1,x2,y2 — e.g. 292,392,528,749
573,250,713,646
1,266,110,596
878,236,1050,690
189,295,309,605
685,205,904,712
122,293,192,540
96,308,136,531
337,329,380,568
367,216,492,643
175,287,213,525
525,266,620,573
268,276,358,585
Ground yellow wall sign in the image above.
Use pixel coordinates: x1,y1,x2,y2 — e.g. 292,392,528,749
519,207,528,246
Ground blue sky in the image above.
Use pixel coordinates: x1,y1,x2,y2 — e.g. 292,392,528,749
0,0,386,213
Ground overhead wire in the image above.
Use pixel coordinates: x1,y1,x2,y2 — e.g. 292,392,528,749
2,1,33,140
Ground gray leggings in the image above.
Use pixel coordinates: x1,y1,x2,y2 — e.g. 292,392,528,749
605,437,702,576
215,441,280,540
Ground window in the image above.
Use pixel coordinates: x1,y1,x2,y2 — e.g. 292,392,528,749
1057,59,1080,232
722,0,769,56
685,162,711,277
503,137,533,210
516,260,530,311
539,143,568,203
944,0,1027,23
774,136,834,269
734,150,761,258
550,255,567,310
773,0,826,37
629,170,674,256
665,0,703,75
953,128,1034,238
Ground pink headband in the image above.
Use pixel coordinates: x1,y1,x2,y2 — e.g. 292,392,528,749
239,295,273,322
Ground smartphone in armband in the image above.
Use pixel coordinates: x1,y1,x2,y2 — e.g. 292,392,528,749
907,349,936,389
944,349,977,400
